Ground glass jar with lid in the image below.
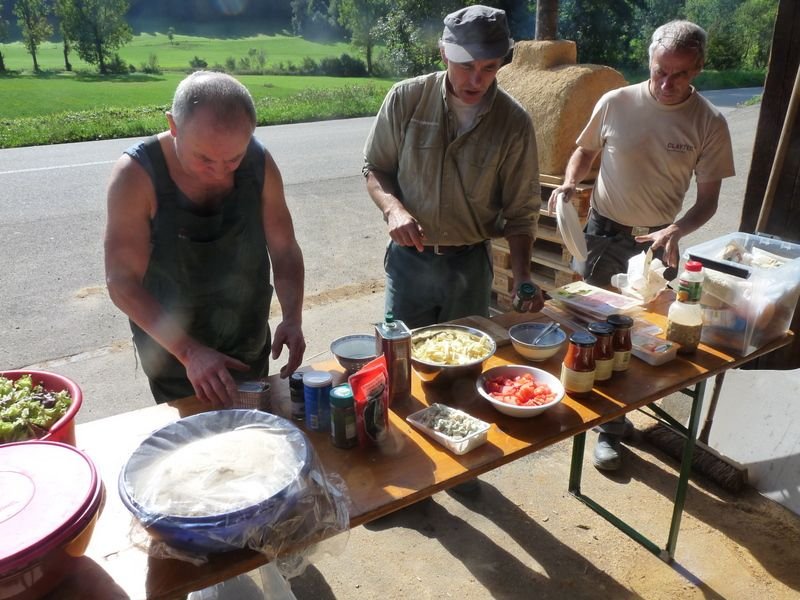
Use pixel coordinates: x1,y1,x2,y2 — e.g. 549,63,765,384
607,314,634,372
587,322,615,382
560,331,597,398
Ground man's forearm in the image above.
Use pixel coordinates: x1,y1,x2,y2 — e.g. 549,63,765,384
506,234,534,285
366,170,403,221
271,242,305,325
564,147,598,187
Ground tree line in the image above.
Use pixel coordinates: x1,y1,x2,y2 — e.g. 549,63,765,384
1,0,778,77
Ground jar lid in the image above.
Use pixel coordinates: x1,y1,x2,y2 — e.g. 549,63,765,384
289,372,304,388
0,441,102,573
329,384,354,407
685,260,703,272
587,322,615,336
607,314,634,328
302,370,332,388
569,331,597,346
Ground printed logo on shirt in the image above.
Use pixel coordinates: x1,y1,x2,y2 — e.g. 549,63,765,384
666,142,695,153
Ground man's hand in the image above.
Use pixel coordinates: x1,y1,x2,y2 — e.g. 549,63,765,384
183,346,250,408
271,320,306,379
636,223,681,268
547,185,576,214
513,281,545,314
386,205,425,251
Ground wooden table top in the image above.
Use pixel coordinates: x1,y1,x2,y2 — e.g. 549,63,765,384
55,307,791,599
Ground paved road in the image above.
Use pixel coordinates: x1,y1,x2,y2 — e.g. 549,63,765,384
0,87,762,420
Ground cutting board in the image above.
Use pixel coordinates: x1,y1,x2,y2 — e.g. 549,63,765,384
450,315,512,347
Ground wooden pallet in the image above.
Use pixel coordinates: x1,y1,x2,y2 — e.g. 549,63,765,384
490,174,591,312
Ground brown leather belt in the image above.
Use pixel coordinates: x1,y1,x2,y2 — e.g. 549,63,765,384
589,210,669,237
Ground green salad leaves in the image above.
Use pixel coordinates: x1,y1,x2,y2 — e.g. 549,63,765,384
0,375,73,443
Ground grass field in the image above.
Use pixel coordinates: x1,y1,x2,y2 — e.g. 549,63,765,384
1,72,394,119
0,28,765,149
1,32,355,74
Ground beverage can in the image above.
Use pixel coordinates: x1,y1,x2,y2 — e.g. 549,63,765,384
374,313,410,405
289,371,305,420
303,371,332,432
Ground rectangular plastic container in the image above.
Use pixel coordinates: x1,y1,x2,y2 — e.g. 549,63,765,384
684,232,800,355
406,404,490,455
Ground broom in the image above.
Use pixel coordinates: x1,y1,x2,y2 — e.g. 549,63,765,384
644,65,800,494
642,372,748,493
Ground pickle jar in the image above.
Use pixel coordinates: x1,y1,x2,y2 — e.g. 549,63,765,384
607,314,634,372
587,322,615,382
560,331,597,398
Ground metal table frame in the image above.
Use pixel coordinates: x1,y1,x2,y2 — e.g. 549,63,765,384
567,375,714,562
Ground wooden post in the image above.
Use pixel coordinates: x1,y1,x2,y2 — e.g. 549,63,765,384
536,0,559,40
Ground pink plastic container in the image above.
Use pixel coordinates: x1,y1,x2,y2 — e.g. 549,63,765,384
0,441,105,600
0,370,83,446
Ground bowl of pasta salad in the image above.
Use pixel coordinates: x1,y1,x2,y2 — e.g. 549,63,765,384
410,324,496,386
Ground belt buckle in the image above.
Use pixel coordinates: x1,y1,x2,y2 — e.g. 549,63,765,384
631,226,650,237
434,244,444,256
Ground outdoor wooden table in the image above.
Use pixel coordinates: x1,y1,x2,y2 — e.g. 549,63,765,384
57,305,792,599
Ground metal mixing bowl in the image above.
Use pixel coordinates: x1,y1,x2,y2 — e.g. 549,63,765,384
410,324,496,386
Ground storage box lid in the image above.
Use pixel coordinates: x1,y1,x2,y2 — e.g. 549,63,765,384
685,232,800,280
0,441,101,572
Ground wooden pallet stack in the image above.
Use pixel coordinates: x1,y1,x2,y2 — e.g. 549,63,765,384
491,175,593,312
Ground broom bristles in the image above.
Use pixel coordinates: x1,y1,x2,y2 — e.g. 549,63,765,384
643,423,748,493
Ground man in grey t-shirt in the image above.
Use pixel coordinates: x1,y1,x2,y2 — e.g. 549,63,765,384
549,20,735,471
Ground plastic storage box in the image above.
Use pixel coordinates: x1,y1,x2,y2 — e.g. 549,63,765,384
684,232,800,355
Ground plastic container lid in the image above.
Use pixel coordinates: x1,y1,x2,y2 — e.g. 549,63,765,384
329,384,354,407
685,260,703,272
0,441,101,573
303,371,332,388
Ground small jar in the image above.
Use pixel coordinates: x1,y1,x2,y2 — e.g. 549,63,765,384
607,314,634,372
512,282,538,312
561,331,597,398
289,372,305,420
303,371,332,432
587,322,615,382
329,384,357,449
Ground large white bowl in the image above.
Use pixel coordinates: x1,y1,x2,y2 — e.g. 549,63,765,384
476,364,565,418
508,322,567,362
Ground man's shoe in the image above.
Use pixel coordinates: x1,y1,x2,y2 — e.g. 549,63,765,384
593,432,622,471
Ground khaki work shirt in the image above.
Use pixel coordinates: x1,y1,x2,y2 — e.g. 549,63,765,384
363,71,540,246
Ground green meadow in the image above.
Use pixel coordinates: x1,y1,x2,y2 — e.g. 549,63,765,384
1,31,394,148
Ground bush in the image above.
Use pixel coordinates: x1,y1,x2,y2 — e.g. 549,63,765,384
106,54,130,74
140,53,161,75
318,54,367,77
190,56,208,69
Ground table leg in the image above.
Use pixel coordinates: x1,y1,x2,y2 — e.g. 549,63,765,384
567,378,708,563
568,432,586,494
665,378,706,558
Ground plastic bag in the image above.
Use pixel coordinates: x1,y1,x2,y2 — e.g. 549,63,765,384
611,249,669,304
348,355,390,448
119,409,350,574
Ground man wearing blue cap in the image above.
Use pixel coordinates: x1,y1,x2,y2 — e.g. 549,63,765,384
363,5,544,328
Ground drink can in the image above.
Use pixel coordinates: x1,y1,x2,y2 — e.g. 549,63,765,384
289,371,305,420
303,370,332,432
